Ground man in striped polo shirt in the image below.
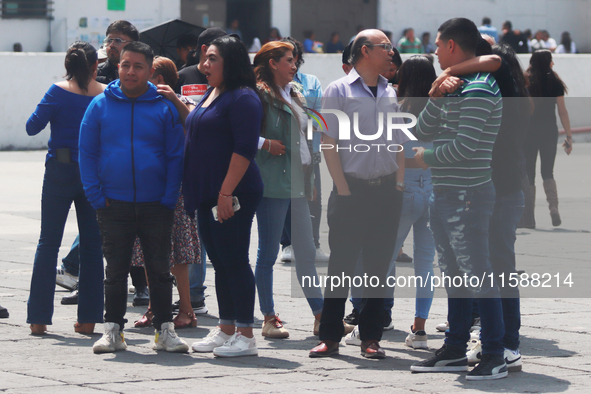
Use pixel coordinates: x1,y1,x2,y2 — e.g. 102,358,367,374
409,18,507,381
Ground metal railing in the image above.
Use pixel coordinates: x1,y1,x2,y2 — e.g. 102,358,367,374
1,0,54,19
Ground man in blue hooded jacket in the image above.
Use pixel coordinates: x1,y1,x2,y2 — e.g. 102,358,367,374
79,41,188,354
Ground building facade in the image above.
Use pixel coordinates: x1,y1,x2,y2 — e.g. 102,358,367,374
1,0,588,53
0,0,180,52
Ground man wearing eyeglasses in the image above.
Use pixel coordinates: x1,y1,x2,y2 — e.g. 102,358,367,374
310,29,407,359
97,20,139,84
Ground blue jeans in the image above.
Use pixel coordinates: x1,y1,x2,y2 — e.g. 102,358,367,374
189,216,207,303
27,159,104,325
62,235,80,277
430,182,505,356
256,197,323,316
383,174,435,319
197,192,261,327
281,163,323,249
490,190,524,350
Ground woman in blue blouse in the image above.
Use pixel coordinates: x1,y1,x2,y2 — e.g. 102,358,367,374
26,42,105,335
183,36,264,357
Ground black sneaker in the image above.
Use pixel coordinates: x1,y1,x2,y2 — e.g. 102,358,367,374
61,286,79,305
396,252,413,263
0,305,8,318
410,344,469,372
133,286,150,307
466,353,508,380
344,308,359,326
172,299,208,315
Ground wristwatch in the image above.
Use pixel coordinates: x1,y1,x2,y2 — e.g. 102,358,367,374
396,182,405,191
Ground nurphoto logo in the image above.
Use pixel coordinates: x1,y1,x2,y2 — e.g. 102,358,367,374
305,108,418,153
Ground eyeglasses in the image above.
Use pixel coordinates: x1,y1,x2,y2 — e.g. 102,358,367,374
103,37,133,46
372,43,393,52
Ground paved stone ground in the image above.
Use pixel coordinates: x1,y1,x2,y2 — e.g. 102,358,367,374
1,143,590,393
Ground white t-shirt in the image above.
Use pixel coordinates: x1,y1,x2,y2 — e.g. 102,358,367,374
556,42,577,54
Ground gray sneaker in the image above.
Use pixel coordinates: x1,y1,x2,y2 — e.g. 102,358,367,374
93,323,127,353
405,326,428,349
466,353,508,381
153,322,189,353
133,286,150,307
56,267,78,291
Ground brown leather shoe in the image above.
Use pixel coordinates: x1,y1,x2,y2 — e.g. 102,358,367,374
309,340,339,358
361,340,386,359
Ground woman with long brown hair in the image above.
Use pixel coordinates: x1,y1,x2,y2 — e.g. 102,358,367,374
132,56,201,330
524,49,572,226
252,41,324,338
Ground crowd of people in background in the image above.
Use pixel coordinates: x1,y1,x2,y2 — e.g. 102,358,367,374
217,17,579,56
10,13,575,383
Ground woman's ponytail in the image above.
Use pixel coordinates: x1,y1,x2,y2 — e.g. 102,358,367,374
64,41,97,91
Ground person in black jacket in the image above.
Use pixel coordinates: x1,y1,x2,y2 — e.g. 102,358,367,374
500,21,528,54
96,20,139,84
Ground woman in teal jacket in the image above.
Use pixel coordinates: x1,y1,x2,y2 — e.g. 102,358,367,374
253,41,323,338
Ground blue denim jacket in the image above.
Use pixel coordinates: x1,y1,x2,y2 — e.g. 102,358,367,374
293,71,322,153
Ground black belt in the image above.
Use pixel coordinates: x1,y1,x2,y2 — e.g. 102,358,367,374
345,172,397,187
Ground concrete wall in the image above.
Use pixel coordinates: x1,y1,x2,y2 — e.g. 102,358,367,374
0,0,180,53
378,0,591,53
2,52,591,150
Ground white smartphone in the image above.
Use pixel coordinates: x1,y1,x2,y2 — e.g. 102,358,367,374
212,196,241,221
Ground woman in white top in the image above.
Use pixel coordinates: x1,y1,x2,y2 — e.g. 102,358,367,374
556,31,577,54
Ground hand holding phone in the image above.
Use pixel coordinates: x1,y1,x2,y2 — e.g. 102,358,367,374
212,195,240,222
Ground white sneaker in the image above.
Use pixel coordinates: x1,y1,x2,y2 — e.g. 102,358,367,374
281,245,293,263
191,326,231,352
344,325,361,346
467,339,482,366
213,332,258,357
315,247,330,262
56,267,78,291
435,321,449,332
405,326,428,349
153,322,189,353
504,348,522,372
93,323,127,353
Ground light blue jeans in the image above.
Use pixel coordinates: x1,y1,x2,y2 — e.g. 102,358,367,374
255,197,323,316
189,214,207,303
384,173,435,319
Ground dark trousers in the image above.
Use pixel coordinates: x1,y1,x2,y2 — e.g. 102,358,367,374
319,177,402,342
197,192,262,327
430,183,505,356
97,200,175,330
523,126,558,184
490,190,525,350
